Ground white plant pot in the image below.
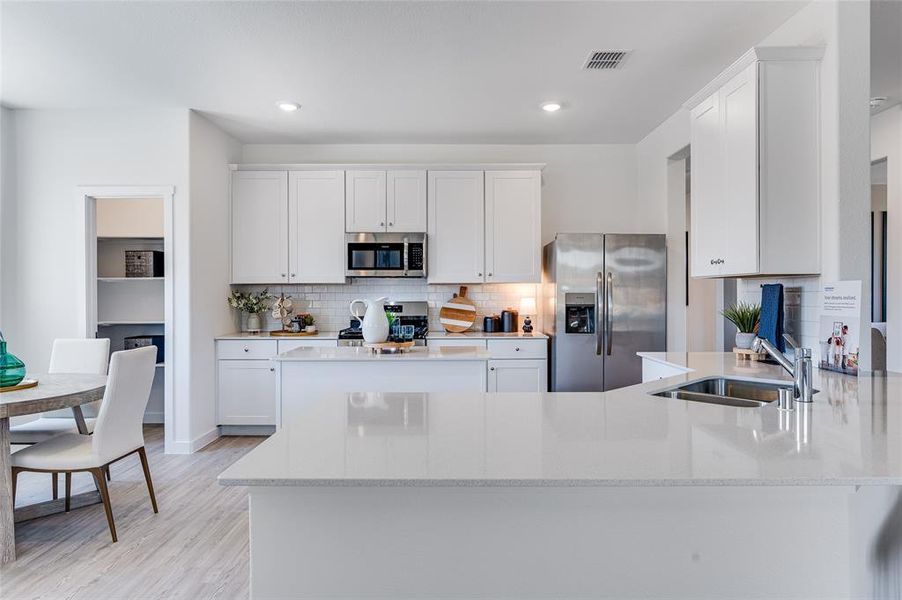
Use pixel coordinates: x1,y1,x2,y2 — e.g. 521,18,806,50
246,313,263,333
735,332,756,349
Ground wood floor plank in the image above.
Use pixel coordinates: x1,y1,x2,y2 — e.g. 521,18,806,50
0,426,262,600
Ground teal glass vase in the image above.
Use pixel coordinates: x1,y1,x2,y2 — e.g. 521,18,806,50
0,340,26,387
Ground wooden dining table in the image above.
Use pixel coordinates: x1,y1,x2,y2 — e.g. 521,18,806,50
0,373,107,564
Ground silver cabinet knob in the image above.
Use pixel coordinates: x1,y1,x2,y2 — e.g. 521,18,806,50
281,273,286,278
290,273,296,277
478,272,483,277
270,367,275,372
389,222,394,226
710,259,715,265
490,367,495,371
243,347,249,353
515,347,520,352
380,222,385,226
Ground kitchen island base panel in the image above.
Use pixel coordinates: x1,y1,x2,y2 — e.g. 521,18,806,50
247,485,874,599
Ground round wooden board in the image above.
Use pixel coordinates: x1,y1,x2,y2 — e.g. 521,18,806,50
439,286,477,333
0,378,38,393
364,341,415,350
269,330,319,337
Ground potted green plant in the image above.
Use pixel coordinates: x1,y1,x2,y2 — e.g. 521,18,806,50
228,289,273,333
721,302,761,349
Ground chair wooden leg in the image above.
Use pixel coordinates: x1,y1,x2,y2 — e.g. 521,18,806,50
51,472,58,500
137,447,158,514
91,468,117,543
65,472,72,512
11,467,19,507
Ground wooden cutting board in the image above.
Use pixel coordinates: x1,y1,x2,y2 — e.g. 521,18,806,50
439,286,477,333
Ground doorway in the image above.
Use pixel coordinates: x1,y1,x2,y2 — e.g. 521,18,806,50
76,186,175,451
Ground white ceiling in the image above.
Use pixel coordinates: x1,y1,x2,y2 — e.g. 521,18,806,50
871,0,902,113
1,1,808,143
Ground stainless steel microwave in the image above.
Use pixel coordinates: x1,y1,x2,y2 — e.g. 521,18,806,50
345,233,426,278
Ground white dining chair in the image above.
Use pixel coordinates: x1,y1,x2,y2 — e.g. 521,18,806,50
11,338,111,443
10,346,159,543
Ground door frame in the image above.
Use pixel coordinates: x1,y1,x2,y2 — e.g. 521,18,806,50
75,185,175,452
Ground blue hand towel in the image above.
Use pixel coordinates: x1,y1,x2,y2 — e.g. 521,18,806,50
759,284,784,352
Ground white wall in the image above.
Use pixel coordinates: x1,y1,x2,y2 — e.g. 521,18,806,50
188,111,242,448
871,105,902,371
0,107,15,331
241,144,647,244
635,0,873,365
636,110,696,351
0,108,195,449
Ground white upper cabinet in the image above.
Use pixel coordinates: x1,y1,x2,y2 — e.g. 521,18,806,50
345,170,427,233
689,93,724,278
289,170,346,283
387,170,427,232
687,47,822,278
485,170,542,283
427,171,486,283
345,171,387,232
231,171,289,284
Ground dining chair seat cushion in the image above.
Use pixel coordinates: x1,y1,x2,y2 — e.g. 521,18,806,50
10,417,97,444
11,433,106,471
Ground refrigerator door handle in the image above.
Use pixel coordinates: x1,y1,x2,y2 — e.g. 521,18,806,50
595,271,603,356
606,272,614,356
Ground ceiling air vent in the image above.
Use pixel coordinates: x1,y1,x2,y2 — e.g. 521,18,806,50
584,50,630,70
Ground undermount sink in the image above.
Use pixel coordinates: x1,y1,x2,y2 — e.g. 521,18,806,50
652,377,803,408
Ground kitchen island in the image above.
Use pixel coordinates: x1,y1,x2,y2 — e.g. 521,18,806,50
220,354,902,599
272,345,489,427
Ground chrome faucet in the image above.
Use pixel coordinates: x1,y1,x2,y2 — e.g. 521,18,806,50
751,334,815,403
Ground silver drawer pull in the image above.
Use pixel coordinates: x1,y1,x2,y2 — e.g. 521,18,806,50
243,347,249,353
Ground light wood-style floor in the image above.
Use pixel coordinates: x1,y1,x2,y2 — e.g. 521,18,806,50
0,427,264,600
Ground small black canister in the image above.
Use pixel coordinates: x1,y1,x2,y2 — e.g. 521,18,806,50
500,309,519,333
483,315,502,332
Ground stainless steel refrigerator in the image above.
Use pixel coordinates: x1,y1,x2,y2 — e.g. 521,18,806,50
543,233,666,391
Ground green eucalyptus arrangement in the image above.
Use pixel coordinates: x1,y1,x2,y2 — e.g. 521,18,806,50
227,288,273,314
721,302,761,334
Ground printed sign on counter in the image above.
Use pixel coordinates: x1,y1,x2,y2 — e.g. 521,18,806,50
818,281,861,375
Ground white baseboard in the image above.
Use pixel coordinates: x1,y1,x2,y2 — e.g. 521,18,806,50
143,411,164,424
189,427,221,452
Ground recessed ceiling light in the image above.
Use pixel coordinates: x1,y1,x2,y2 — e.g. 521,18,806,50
277,102,300,112
541,102,562,112
870,97,888,109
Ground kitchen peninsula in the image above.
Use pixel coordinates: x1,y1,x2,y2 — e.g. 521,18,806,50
220,353,902,599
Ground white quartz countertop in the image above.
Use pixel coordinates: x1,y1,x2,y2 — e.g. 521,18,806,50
219,353,902,488
215,331,546,341
273,345,490,362
215,331,340,340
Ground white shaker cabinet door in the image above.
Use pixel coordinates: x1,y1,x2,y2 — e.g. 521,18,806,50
218,360,276,426
288,170,346,283
689,92,725,278
427,171,486,283
487,359,548,392
345,170,387,233
387,170,427,232
485,170,542,283
720,63,759,276
231,171,288,283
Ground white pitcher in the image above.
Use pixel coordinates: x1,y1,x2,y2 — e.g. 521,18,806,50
349,297,389,343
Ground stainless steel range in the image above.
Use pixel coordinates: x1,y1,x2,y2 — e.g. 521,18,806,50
337,300,429,346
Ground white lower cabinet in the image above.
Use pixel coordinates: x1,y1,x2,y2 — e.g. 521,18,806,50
218,359,277,426
429,337,548,392
487,359,547,392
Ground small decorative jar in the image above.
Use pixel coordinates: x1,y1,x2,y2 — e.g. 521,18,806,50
0,339,26,388
246,313,263,334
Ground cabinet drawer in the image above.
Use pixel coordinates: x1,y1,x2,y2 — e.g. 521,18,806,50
277,339,336,353
487,339,546,359
217,339,278,360
428,338,488,349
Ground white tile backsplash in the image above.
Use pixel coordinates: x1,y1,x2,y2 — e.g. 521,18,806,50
234,279,541,333
736,276,822,352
